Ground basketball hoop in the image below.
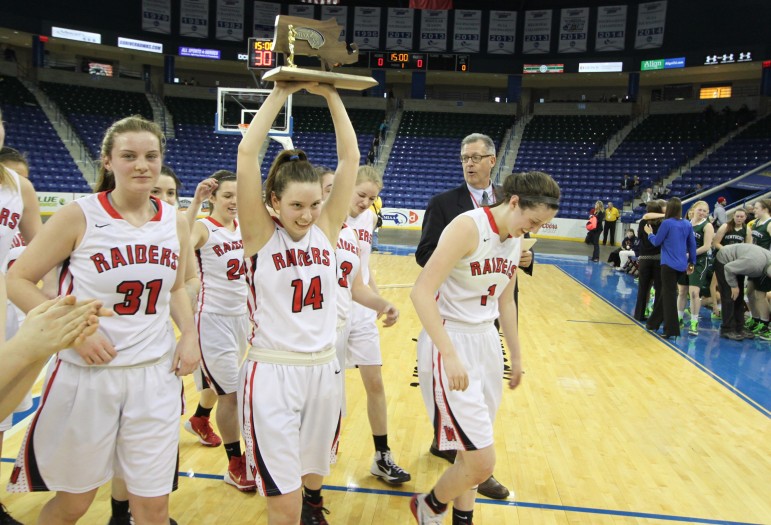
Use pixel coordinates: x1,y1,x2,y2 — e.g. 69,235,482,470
238,123,250,137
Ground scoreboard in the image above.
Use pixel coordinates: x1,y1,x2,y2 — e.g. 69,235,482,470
247,38,275,69
367,52,470,72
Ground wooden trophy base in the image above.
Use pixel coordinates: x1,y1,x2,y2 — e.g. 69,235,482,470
262,66,378,91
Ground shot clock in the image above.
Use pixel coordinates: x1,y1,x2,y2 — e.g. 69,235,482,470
247,38,276,69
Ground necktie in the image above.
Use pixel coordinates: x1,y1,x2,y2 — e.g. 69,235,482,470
481,191,489,206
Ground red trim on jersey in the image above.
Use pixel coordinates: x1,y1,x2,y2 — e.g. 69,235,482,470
271,216,283,228
482,206,512,239
97,192,163,222
205,216,224,228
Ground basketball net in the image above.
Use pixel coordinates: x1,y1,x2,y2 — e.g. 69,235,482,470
238,124,295,150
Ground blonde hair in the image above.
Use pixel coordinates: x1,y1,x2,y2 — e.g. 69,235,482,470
356,165,383,189
0,108,18,192
594,200,604,213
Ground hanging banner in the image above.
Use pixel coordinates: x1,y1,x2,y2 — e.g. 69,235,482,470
558,7,588,53
288,4,314,19
522,10,552,54
420,10,448,51
595,5,627,52
634,1,667,49
252,0,279,39
216,0,244,41
386,8,414,51
353,7,381,51
487,11,516,54
142,0,171,34
321,6,348,39
180,0,209,39
452,10,481,53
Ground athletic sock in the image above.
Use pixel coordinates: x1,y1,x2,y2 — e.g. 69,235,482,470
303,486,323,506
111,497,130,518
373,434,389,453
426,490,448,514
194,404,213,418
452,508,474,524
224,442,241,461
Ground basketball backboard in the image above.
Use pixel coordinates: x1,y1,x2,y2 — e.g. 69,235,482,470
215,88,293,146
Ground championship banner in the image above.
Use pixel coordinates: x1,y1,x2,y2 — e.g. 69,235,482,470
288,4,314,19
522,10,552,54
452,10,481,53
595,5,627,52
419,9,448,51
353,7,381,51
634,1,666,49
487,11,516,54
386,8,414,51
180,0,209,39
558,7,588,53
321,6,348,39
252,1,280,39
142,0,171,34
216,0,244,41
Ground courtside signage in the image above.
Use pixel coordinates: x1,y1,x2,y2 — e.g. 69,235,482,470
578,61,623,72
118,37,163,54
523,64,564,74
179,46,221,59
52,27,101,44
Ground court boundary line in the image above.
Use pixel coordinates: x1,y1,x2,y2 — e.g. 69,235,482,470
554,265,771,419
4,460,757,525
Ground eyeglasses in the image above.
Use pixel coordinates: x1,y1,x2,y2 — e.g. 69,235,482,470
460,154,493,164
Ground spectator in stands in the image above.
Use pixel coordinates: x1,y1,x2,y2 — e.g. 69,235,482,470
632,175,641,193
713,197,728,228
372,134,380,157
745,202,756,224
0,147,29,178
715,244,771,341
603,201,620,245
644,197,697,340
690,183,703,195
652,183,662,198
634,200,667,321
640,187,654,207
588,200,604,262
379,120,388,142
620,174,632,190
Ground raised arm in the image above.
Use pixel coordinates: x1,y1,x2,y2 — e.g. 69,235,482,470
237,83,302,255
316,86,360,243
184,178,218,231
712,223,728,250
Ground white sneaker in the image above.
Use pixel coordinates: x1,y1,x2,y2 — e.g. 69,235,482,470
410,494,447,524
371,450,411,484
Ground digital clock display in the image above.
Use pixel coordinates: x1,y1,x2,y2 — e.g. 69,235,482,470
247,38,275,69
370,52,427,70
427,54,470,72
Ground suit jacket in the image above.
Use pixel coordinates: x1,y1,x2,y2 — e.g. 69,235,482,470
416,182,534,276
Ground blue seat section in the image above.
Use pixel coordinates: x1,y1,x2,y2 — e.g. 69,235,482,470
163,96,384,191
514,115,630,219
671,114,771,197
382,111,512,210
0,76,89,193
40,82,154,163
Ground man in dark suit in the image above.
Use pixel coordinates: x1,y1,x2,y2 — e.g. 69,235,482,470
415,133,534,500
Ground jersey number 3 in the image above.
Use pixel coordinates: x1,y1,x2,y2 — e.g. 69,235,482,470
114,279,162,315
290,276,324,313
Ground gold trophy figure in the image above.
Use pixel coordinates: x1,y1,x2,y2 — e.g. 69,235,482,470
262,15,377,91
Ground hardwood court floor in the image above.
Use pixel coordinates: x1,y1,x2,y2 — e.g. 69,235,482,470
2,253,770,524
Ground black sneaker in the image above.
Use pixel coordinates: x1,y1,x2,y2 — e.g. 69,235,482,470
370,450,411,484
0,505,22,525
107,516,178,525
301,499,330,525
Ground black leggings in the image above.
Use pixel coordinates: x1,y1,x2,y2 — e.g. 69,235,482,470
634,258,661,321
647,264,683,337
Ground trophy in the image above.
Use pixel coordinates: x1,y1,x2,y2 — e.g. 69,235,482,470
262,15,378,91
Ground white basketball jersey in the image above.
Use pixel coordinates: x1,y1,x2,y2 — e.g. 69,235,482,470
335,224,360,324
437,207,522,324
195,217,247,316
246,219,337,353
4,239,26,329
0,169,24,265
58,192,179,366
347,209,375,285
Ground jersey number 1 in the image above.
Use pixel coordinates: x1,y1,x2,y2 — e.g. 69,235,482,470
480,284,496,306
114,279,162,315
290,276,324,313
